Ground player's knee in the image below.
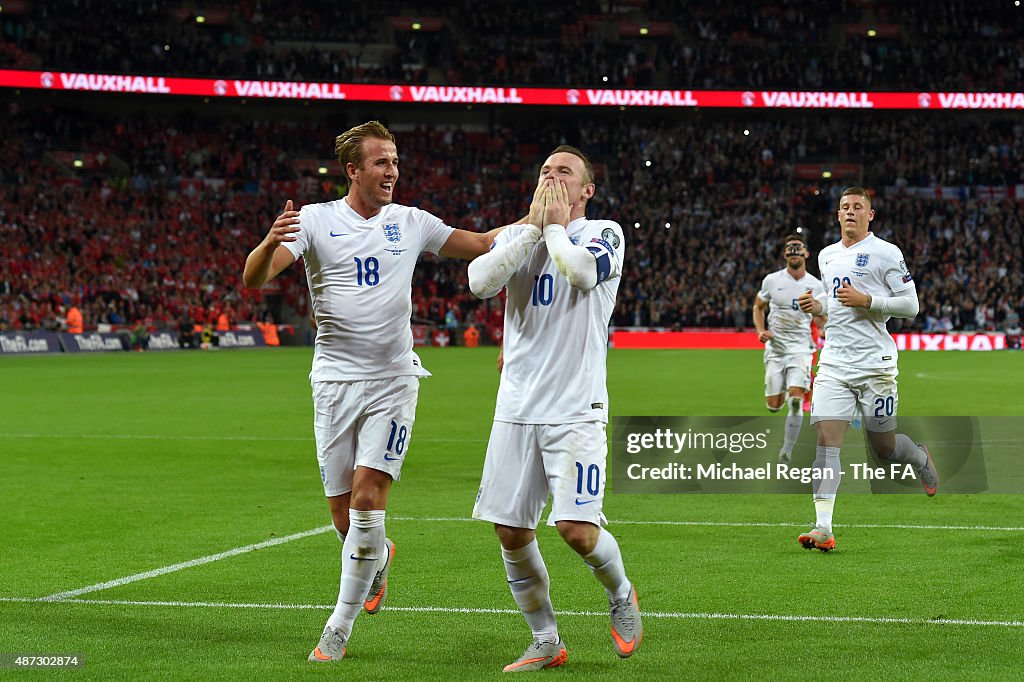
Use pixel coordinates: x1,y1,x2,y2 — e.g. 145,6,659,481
556,521,599,555
494,524,534,550
765,396,784,412
870,442,896,460
350,487,386,511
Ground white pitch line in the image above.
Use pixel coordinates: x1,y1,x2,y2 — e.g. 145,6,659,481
30,515,1024,603
2,597,1021,629
0,433,481,443
37,525,335,601
4,432,1024,447
387,516,1024,533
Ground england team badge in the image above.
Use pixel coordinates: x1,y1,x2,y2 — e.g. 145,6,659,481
856,253,870,267
383,223,402,242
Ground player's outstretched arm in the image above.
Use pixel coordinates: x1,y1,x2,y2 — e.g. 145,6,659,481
243,200,299,288
442,202,535,260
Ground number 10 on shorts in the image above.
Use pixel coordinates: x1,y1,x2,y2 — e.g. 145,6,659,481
575,462,600,496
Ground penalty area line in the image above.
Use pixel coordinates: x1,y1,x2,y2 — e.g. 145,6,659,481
37,525,334,601
1,597,1022,629
29,516,1024,602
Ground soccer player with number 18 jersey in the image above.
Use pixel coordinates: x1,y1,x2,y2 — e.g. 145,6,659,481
243,121,507,663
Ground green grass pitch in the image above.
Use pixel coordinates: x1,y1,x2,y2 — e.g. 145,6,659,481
1,348,1022,680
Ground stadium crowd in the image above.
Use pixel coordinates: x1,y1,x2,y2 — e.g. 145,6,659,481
1,101,1022,340
1,0,1021,90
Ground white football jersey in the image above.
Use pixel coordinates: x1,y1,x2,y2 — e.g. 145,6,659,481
817,232,916,370
495,218,624,424
283,198,454,381
757,268,824,358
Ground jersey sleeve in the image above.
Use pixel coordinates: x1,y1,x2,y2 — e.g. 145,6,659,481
414,208,457,255
491,223,524,250
580,220,625,284
282,204,313,259
884,246,916,294
757,274,772,302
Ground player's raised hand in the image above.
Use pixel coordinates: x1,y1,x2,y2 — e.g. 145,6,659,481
527,179,548,228
797,290,820,314
544,179,570,228
836,283,870,308
267,199,300,245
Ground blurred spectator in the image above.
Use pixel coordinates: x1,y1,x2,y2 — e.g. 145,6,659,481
0,0,1020,91
65,303,83,333
2,102,1021,338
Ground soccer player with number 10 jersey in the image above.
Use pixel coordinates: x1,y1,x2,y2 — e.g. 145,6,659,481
468,146,642,672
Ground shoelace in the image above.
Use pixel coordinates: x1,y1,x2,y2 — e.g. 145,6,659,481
611,599,635,629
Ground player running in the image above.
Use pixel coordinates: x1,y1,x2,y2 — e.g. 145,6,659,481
796,187,939,552
752,233,824,464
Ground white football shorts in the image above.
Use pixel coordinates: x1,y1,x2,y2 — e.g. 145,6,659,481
311,376,419,497
809,365,899,433
764,353,812,396
473,421,609,529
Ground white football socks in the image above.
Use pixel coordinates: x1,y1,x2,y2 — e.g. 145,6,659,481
814,497,836,533
812,445,842,533
502,539,558,644
781,396,803,455
326,509,385,635
888,433,927,468
582,528,631,601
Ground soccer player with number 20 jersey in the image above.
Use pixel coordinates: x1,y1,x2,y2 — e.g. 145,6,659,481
796,187,939,552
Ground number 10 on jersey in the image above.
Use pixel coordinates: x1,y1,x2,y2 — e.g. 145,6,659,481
532,274,553,306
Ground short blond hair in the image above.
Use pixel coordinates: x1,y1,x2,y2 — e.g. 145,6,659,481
335,121,395,168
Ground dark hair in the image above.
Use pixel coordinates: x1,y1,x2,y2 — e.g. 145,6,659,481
548,144,595,184
783,233,806,247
